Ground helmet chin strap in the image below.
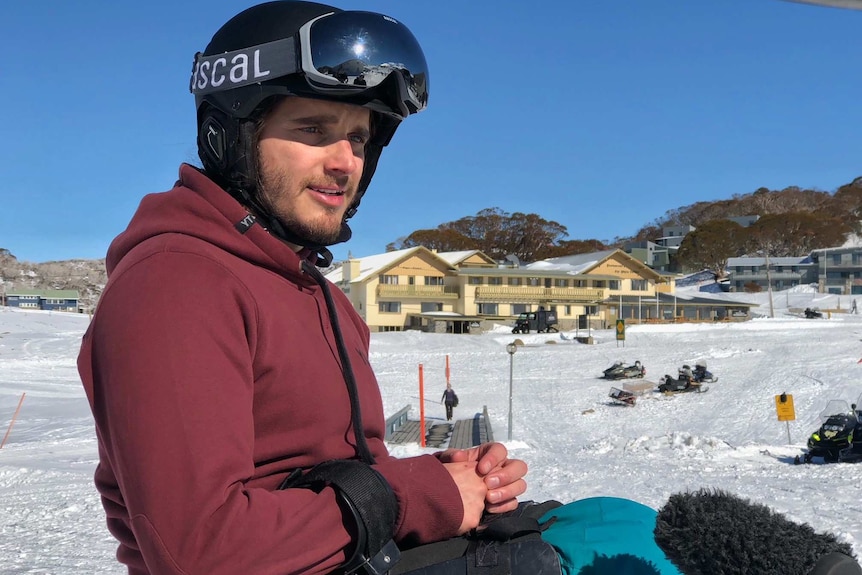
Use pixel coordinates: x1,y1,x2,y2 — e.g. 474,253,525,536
207,116,348,268
231,185,346,268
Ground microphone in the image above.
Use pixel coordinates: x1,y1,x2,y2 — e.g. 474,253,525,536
654,488,861,575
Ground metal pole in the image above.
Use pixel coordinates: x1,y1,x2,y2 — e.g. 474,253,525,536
507,352,514,441
765,252,775,318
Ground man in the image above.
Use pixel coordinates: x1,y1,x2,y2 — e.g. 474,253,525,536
441,385,459,421
77,2,527,574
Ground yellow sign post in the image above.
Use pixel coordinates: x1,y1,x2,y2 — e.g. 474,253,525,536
615,319,625,347
775,393,795,444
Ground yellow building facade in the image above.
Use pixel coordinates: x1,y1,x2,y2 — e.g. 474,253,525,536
327,247,681,333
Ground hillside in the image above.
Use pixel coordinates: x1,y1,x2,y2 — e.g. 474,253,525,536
0,249,106,311
3,177,861,309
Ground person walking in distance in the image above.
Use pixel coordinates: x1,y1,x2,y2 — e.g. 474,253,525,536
442,384,459,421
76,3,527,574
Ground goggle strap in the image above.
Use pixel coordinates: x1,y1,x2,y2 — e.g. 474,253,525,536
190,38,298,95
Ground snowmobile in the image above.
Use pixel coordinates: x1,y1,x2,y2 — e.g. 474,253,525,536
795,399,859,464
692,360,717,384
602,360,646,380
839,395,862,463
656,365,709,394
804,307,824,319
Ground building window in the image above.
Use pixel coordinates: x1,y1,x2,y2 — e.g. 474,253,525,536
488,276,503,286
468,276,483,285
421,302,443,312
379,274,398,285
477,303,498,315
408,276,415,285
565,305,572,315
608,280,620,290
584,305,597,315
555,279,568,288
424,276,444,286
528,277,541,287
594,281,606,289
631,279,648,291
379,301,401,313
508,277,521,286
512,304,529,315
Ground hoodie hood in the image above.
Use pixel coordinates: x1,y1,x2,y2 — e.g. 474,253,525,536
106,164,314,280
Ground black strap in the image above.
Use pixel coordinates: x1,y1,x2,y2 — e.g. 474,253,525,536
280,460,400,574
302,260,376,465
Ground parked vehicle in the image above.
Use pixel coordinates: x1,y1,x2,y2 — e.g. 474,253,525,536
692,360,717,383
804,307,824,319
795,399,859,464
512,309,558,334
656,365,709,394
602,360,646,380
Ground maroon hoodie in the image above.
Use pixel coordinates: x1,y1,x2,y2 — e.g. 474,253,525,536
78,165,463,574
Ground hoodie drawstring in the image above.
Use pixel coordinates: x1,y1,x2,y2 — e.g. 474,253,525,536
301,259,376,465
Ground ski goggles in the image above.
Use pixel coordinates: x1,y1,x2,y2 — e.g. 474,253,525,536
190,10,428,119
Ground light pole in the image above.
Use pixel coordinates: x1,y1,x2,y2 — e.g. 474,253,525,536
764,251,775,318
506,342,517,440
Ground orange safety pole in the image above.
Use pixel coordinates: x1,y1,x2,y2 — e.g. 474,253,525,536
419,364,426,447
1,392,26,449
445,355,450,387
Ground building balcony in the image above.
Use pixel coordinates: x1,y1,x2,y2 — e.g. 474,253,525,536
376,285,460,299
729,271,807,282
473,286,605,303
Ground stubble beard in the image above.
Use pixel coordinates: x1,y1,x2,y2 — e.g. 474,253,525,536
256,165,347,247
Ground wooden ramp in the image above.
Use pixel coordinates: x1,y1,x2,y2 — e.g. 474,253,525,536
386,405,494,449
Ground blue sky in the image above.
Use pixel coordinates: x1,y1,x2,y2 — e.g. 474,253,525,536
2,0,860,264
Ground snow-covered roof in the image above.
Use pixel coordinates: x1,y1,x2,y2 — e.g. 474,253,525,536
435,250,485,266
325,248,420,283
325,247,468,284
524,249,618,274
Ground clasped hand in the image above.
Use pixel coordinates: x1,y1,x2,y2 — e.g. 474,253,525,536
439,442,528,534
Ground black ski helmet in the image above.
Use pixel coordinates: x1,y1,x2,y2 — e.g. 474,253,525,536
190,0,429,256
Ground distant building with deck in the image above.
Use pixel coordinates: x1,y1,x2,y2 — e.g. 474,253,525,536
2,289,80,312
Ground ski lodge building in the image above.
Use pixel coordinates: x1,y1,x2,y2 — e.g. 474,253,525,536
325,248,757,333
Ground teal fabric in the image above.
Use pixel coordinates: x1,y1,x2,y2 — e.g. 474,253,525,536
539,497,683,575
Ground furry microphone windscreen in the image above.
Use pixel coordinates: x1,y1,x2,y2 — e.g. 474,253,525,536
653,488,860,575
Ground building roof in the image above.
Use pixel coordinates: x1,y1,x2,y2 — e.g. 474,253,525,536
434,250,492,266
727,256,813,266
525,249,665,281
4,289,80,298
325,247,458,284
524,249,618,274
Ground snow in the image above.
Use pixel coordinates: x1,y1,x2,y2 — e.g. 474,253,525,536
3,288,862,573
